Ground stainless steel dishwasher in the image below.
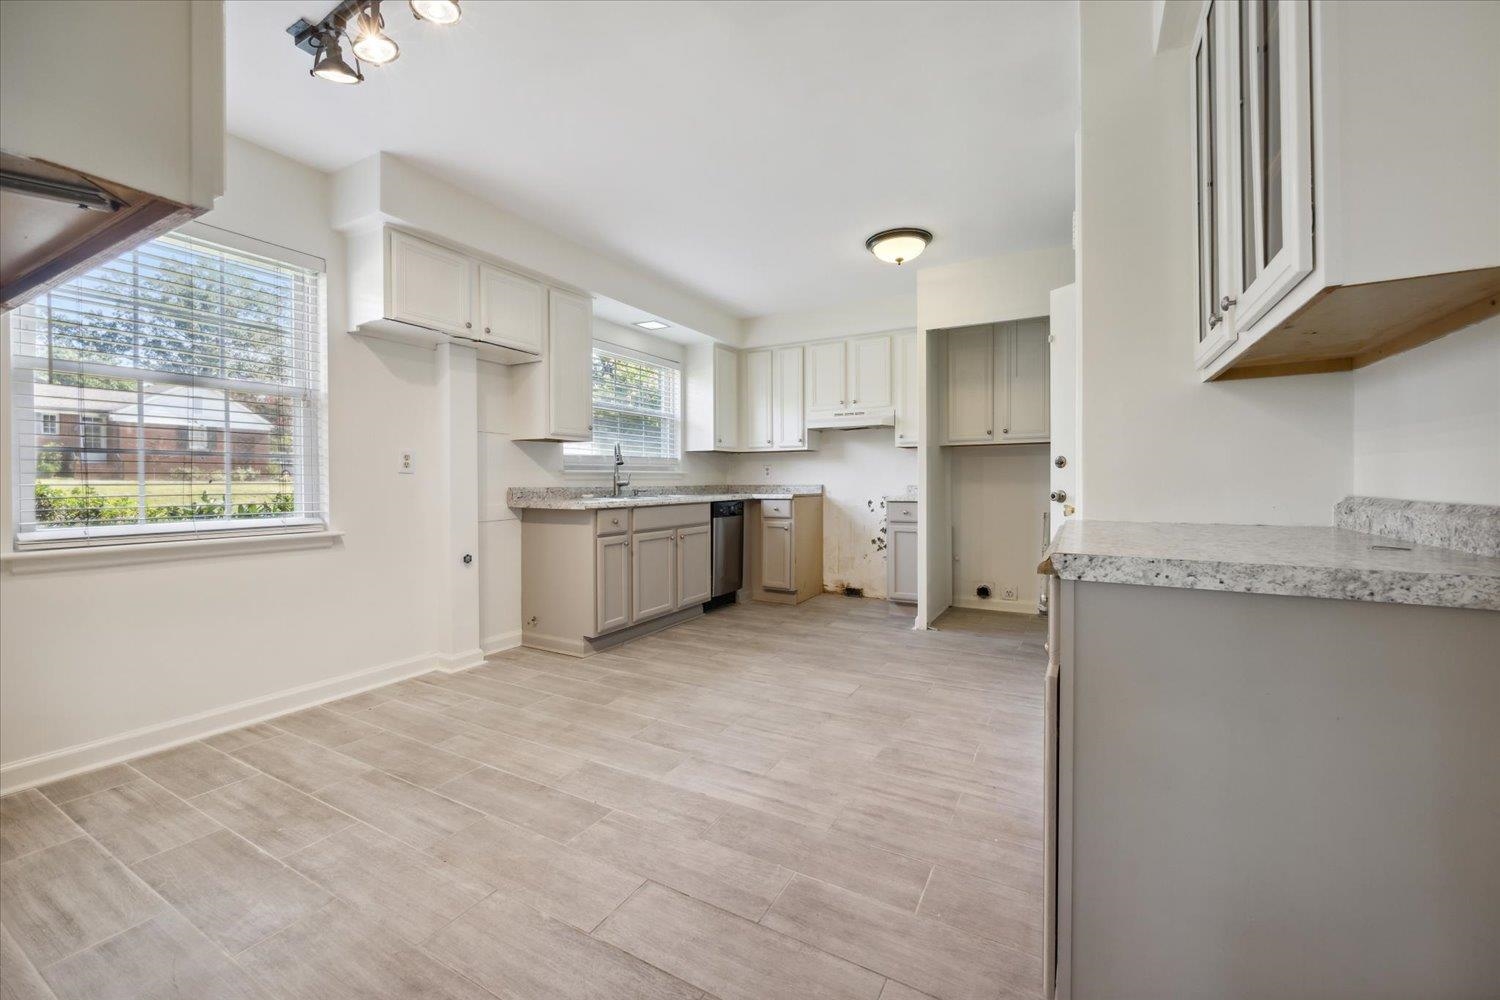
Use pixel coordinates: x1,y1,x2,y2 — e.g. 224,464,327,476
708,500,743,608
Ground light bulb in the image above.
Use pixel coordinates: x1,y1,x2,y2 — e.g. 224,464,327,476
409,0,461,25
351,6,400,65
310,32,363,84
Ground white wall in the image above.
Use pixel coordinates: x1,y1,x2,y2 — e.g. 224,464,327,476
728,431,918,598
950,444,1051,614
742,295,916,349
476,319,731,651
0,138,448,789
1076,0,1352,526
1351,317,1500,505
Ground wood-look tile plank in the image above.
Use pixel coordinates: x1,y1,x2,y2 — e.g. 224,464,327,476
594,881,884,1000
630,720,784,774
414,670,553,708
59,780,218,864
663,760,843,829
268,707,383,749
335,731,478,788
878,981,940,1000
131,742,257,798
430,816,641,932
0,921,56,1000
283,823,493,945
435,766,607,842
35,765,141,806
132,828,331,953
761,875,1037,1000
553,762,727,834
202,723,283,754
348,700,472,746
240,900,492,1000
191,774,354,858
311,770,481,851
0,837,163,968
434,729,588,785
38,909,272,1000
915,866,1041,956
1,790,81,863
228,733,369,794
426,891,704,1000
701,805,932,911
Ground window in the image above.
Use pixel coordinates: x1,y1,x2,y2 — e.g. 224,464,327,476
563,344,681,471
8,224,326,547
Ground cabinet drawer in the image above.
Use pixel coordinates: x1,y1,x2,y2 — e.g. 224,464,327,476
887,501,918,524
760,499,792,519
631,503,710,532
595,510,628,536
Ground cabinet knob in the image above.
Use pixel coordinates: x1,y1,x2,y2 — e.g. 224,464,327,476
611,517,619,525
1002,428,1009,434
465,321,472,329
484,326,491,334
1220,295,1237,311
852,398,858,404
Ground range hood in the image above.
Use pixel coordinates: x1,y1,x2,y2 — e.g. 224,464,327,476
806,406,896,430
1,151,197,311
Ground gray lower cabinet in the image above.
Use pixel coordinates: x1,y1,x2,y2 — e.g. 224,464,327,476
886,523,918,603
631,528,678,623
595,535,630,633
760,519,794,592
676,524,712,607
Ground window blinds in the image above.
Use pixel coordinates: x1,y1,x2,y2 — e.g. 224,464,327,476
8,226,326,546
564,345,681,467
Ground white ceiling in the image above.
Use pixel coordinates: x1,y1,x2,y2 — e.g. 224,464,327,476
226,1,1078,319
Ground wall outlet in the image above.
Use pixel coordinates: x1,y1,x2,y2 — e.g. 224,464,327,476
398,449,415,475
762,465,772,479
1002,586,1018,601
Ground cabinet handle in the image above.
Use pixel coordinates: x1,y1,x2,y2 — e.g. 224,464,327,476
465,321,472,329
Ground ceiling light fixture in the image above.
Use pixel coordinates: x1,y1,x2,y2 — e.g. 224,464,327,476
409,0,462,24
350,2,400,65
633,320,670,331
865,228,933,266
289,0,460,85
309,30,363,84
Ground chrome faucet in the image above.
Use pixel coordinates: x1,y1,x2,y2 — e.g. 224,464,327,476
611,443,632,497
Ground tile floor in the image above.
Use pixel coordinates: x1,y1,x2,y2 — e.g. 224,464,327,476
0,596,1046,1000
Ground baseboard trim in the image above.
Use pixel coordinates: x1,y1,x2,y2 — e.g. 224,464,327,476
950,597,1042,616
0,649,442,795
436,647,487,674
481,630,522,656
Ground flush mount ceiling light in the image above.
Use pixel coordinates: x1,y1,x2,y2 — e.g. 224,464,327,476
409,0,462,24
865,227,933,266
289,0,460,85
633,320,670,331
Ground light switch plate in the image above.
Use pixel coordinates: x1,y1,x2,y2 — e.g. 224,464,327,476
398,449,415,475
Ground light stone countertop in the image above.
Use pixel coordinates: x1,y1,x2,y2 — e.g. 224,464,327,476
1042,519,1500,610
506,484,823,511
884,491,919,504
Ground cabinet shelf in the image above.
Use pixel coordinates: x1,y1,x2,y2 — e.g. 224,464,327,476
1213,266,1500,380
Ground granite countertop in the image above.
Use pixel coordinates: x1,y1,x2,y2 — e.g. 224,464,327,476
1041,518,1500,611
884,491,920,503
506,484,823,511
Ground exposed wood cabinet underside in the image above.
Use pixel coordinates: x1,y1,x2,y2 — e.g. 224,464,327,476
1215,266,1500,380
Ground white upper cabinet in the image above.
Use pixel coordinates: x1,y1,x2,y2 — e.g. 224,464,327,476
349,227,547,365
945,325,995,444
942,320,1050,446
687,344,740,451
712,347,739,450
773,346,807,449
742,349,774,451
544,289,593,441
388,230,473,337
477,263,546,355
849,334,893,409
805,340,848,419
894,332,921,448
1192,0,1500,380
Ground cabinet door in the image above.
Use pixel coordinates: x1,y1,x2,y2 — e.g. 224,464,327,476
773,346,806,449
945,325,994,444
477,264,545,354
595,535,630,634
894,332,920,447
1192,4,1235,367
547,289,593,441
1225,0,1313,331
713,347,738,449
805,340,847,416
849,334,893,409
676,523,712,608
761,519,795,592
887,523,918,603
742,349,773,450
1003,318,1050,441
388,230,471,335
631,529,677,622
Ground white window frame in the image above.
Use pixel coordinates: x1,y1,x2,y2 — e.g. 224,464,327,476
77,413,108,452
563,341,683,475
37,412,59,436
186,423,211,452
5,221,330,552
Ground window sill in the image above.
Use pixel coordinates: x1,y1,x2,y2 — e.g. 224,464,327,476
2,527,344,575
